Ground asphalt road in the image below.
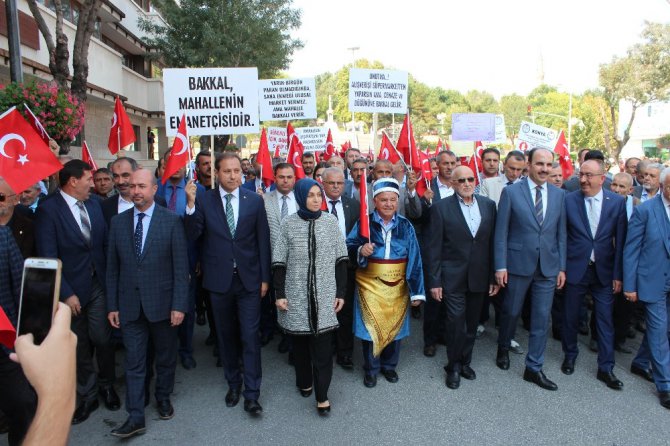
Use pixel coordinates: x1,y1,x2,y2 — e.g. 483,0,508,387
5,315,669,446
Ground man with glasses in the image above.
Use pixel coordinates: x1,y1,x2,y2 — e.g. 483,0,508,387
561,160,626,390
635,163,663,203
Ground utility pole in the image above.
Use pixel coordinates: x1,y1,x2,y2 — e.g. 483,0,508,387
5,0,23,82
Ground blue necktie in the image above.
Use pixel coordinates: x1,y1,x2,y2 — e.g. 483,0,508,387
134,213,145,260
534,186,544,225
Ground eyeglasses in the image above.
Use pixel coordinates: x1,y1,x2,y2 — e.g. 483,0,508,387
456,177,476,184
0,193,16,202
578,172,603,179
324,181,344,186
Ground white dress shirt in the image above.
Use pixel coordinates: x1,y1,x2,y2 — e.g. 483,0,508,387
60,190,89,233
437,177,454,200
118,195,134,214
662,194,670,222
219,186,239,227
326,195,347,237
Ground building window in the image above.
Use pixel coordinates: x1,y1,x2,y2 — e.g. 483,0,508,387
127,125,141,152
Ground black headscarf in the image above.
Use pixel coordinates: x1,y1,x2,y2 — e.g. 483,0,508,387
293,178,323,221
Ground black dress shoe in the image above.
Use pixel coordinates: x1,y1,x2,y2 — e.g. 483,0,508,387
299,387,312,398
244,399,263,415
496,347,510,370
111,418,146,439
460,365,476,380
630,364,654,382
523,369,558,391
225,388,241,407
181,356,197,370
157,400,174,419
72,399,99,425
363,374,377,388
277,336,291,353
597,370,624,390
614,343,633,354
381,369,399,383
659,391,670,409
423,345,436,357
561,358,575,375
196,312,206,326
336,356,354,369
446,370,460,389
317,404,331,416
99,386,121,411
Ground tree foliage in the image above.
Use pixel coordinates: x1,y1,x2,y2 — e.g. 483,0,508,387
141,0,303,78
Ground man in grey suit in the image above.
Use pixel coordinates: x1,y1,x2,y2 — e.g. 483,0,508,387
494,148,567,391
106,169,189,438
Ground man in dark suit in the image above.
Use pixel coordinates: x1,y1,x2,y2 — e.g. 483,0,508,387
35,159,118,423
426,166,498,389
624,168,670,409
106,169,189,438
0,177,36,259
322,167,360,369
564,150,611,192
184,152,271,415
494,148,567,391
0,226,36,445
561,160,626,389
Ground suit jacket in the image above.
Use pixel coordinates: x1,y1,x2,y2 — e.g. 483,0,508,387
185,187,271,294
343,179,357,200
494,179,567,277
264,190,288,250
242,179,275,193
340,194,360,235
0,226,23,326
632,185,643,199
35,193,107,306
623,195,670,302
7,211,36,260
565,190,626,286
426,194,496,293
106,205,189,323
480,175,511,207
101,194,167,227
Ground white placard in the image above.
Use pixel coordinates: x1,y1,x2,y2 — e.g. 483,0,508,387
492,114,507,143
265,126,329,155
258,78,316,121
516,121,558,151
348,68,408,114
163,67,259,136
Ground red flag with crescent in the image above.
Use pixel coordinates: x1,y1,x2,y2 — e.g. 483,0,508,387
415,151,433,198
467,141,485,186
162,114,190,185
378,132,401,163
322,129,335,161
396,114,421,172
256,128,275,188
0,107,62,194
435,138,444,155
554,130,574,179
82,140,98,171
287,122,305,179
107,97,136,155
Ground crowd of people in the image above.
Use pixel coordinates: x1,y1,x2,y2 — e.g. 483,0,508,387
1,143,670,443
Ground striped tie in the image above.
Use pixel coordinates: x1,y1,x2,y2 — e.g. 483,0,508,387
225,194,236,237
75,201,91,244
534,186,544,225
281,195,288,221
134,213,145,260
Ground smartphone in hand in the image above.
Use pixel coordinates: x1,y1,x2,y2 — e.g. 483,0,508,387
16,258,61,345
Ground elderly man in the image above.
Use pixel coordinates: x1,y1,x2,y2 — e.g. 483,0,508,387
93,168,115,198
565,150,611,192
322,167,360,369
0,177,35,259
635,162,662,203
19,183,43,214
561,160,626,390
426,166,498,389
369,159,421,219
624,167,670,409
346,178,425,388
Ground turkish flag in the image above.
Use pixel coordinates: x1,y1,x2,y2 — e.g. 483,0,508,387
467,141,485,186
415,151,433,198
396,114,421,172
286,122,305,179
23,104,51,145
0,306,15,349
162,114,190,185
107,97,136,155
256,128,275,188
81,140,98,171
554,130,574,179
378,132,400,163
314,151,322,163
0,108,63,194
435,138,444,155
322,129,335,161
359,168,370,240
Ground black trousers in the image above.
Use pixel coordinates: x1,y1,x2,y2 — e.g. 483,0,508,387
0,351,36,446
336,267,356,357
591,292,634,345
71,276,114,402
444,291,485,370
291,333,333,404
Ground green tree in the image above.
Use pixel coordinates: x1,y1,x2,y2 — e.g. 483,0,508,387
499,94,527,140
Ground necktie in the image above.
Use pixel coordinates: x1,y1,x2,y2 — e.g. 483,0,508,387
587,197,598,237
225,194,236,237
534,186,544,225
134,213,145,260
168,185,177,212
506,181,514,186
281,195,288,221
330,200,339,219
75,201,91,244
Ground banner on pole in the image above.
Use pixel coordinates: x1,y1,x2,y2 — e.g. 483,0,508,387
451,113,496,141
259,78,316,121
163,67,259,136
266,126,330,155
515,120,558,151
348,68,408,114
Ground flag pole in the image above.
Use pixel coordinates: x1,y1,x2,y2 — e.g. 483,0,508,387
407,109,413,172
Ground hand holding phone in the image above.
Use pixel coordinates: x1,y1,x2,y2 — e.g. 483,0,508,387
17,258,61,345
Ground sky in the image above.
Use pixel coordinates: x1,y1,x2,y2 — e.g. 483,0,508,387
287,0,670,98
